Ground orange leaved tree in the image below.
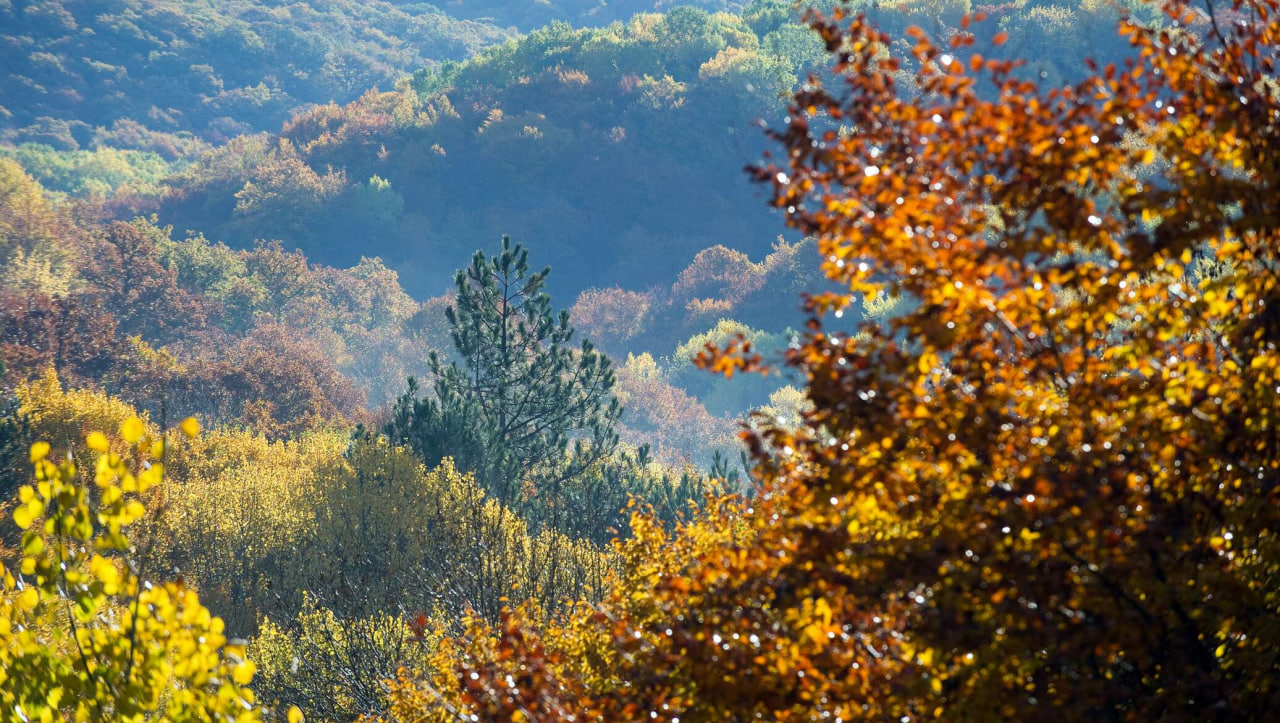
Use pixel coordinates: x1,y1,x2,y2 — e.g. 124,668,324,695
386,0,1280,720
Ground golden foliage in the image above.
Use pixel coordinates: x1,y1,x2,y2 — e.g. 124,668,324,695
156,427,343,633
0,416,259,721
0,158,80,295
252,595,436,721
17,369,139,450
392,2,1280,720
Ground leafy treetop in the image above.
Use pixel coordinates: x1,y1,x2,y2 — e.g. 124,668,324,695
384,0,1280,720
0,414,299,722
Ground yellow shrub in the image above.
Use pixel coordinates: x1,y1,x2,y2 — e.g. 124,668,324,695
0,416,261,721
17,370,139,452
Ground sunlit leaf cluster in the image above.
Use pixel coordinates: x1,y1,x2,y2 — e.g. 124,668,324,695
0,415,261,722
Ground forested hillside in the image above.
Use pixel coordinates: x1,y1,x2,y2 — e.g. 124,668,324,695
149,0,1150,298
3,148,817,465
5,0,1276,721
4,0,1153,298
0,0,508,146
0,0,747,150
153,5,822,296
434,0,744,30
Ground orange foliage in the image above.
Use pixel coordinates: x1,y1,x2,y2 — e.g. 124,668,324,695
385,2,1280,720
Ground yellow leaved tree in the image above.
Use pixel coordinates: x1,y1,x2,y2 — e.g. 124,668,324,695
0,414,274,721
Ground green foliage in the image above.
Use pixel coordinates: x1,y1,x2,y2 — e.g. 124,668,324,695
0,0,511,143
668,317,788,412
0,143,178,200
665,316,762,363
388,237,621,528
761,22,830,72
152,231,268,331
352,174,405,232
742,0,791,35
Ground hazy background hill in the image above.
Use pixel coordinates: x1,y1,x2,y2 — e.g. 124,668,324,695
432,0,746,30
142,0,1143,300
0,0,510,146
0,0,748,149
0,0,1157,454
153,6,822,298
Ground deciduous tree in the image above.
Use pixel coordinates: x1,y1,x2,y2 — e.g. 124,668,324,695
0,415,265,721
393,2,1280,720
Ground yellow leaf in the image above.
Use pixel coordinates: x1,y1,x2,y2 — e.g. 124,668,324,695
180,416,200,439
858,496,878,515
18,586,38,612
805,622,826,645
918,354,934,375
287,707,305,723
91,555,120,593
86,432,109,452
22,534,42,556
29,441,49,463
815,597,833,625
120,417,146,444
13,505,33,530
232,660,256,686
1216,643,1227,658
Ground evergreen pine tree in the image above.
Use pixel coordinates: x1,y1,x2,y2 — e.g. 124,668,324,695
389,236,621,530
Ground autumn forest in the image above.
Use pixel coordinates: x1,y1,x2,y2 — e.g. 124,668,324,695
1,0,1279,720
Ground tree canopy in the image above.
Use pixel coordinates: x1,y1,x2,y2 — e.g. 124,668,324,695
376,0,1280,720
6,0,1280,721
388,236,622,531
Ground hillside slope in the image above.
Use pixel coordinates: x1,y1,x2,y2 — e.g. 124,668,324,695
432,0,744,30
155,5,824,297
0,0,750,150
151,0,1145,298
0,0,514,146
